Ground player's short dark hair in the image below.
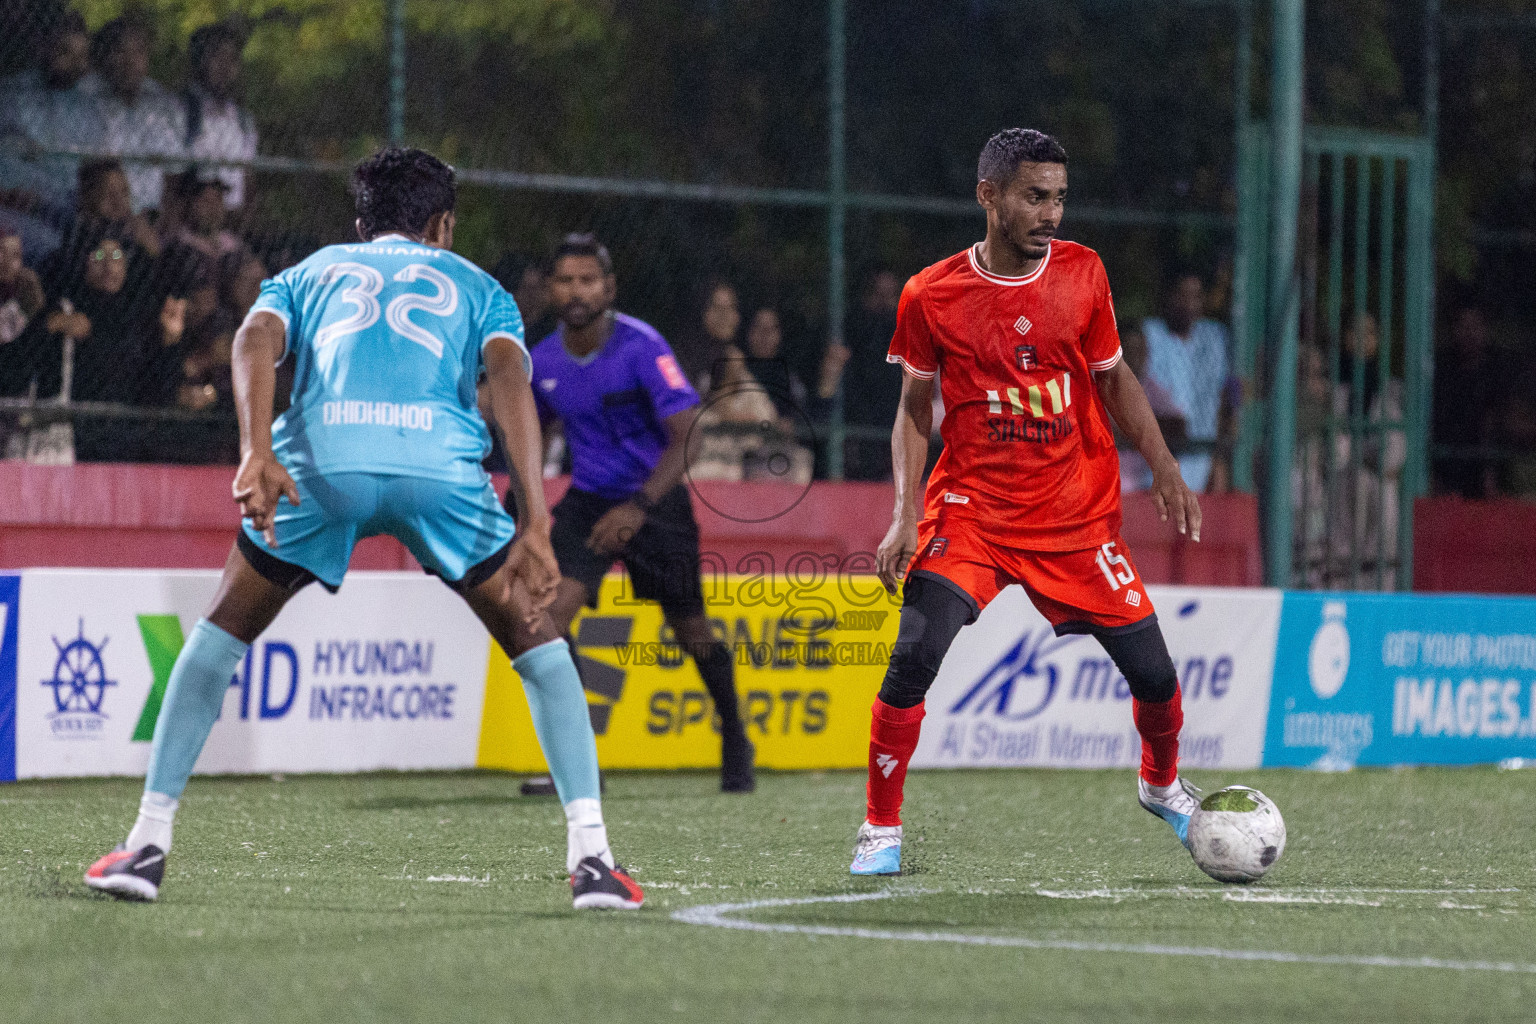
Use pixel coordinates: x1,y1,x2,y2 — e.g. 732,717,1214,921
350,147,456,240
977,129,1068,187
552,232,613,275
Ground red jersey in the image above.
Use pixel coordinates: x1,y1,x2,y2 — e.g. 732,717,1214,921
887,240,1124,551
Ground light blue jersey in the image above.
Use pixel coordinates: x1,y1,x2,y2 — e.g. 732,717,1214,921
250,232,528,483
242,233,524,589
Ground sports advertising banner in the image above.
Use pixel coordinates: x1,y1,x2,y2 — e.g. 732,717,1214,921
1264,592,1536,768
912,586,1281,770
13,569,491,779
4,567,1533,780
477,573,901,771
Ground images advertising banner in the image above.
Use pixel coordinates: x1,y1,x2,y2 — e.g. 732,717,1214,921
1264,592,1536,768
477,572,903,771
911,586,1281,771
14,569,491,779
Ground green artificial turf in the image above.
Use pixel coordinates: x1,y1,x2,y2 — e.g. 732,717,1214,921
2,767,1534,1023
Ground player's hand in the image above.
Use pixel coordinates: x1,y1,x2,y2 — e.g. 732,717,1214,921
159,296,187,346
588,501,646,557
232,450,300,547
507,522,560,627
1150,459,1202,542
876,515,919,595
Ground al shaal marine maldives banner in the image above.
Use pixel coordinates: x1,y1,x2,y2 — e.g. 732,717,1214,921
912,586,1281,771
5,569,492,780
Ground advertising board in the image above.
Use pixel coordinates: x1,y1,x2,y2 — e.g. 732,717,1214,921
13,569,490,779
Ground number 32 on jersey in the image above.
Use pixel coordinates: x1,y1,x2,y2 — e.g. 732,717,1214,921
313,261,459,357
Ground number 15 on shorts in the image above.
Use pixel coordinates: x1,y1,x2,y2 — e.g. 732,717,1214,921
1094,542,1135,591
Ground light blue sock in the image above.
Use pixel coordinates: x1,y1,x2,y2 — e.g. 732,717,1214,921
144,619,249,800
513,638,601,806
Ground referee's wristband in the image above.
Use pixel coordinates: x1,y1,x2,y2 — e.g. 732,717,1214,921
628,490,657,512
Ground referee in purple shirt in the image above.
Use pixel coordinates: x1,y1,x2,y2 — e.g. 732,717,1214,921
504,234,754,792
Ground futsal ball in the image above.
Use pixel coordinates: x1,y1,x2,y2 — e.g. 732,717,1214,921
1186,786,1286,883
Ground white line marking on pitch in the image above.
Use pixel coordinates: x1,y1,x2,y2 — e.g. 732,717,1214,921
671,891,1536,974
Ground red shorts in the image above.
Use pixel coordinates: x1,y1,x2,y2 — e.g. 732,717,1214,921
907,520,1155,634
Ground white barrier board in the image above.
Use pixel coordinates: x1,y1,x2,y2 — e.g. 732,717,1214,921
15,569,491,779
912,586,1281,770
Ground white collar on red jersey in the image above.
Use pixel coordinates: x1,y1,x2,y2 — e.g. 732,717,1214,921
967,241,1051,286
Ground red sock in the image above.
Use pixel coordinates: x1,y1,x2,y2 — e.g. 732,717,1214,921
866,698,925,826
1133,689,1183,787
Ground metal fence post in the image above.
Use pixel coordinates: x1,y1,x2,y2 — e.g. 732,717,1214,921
1401,0,1441,589
826,0,848,482
1264,0,1305,588
1230,0,1256,491
389,0,406,145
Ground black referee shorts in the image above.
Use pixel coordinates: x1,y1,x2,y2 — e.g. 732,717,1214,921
545,484,707,620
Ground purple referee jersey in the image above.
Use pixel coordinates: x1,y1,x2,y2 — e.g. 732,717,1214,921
530,313,700,500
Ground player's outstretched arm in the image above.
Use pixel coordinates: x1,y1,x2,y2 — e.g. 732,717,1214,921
877,372,934,594
484,337,559,624
1094,359,1202,542
231,310,299,545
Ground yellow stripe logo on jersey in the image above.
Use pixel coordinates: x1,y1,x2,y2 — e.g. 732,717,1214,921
987,372,1072,417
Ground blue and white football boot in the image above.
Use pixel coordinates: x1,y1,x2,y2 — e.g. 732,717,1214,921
1137,776,1202,849
850,822,903,876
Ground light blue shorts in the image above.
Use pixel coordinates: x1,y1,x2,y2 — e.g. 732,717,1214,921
240,472,516,592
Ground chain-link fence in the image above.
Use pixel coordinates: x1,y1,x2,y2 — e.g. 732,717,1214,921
1430,5,1536,502
0,0,1249,475
1,1,1532,566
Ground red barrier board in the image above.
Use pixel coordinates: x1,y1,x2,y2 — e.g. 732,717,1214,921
1413,497,1536,594
0,462,1262,586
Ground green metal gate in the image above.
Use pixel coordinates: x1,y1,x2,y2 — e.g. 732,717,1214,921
1235,126,1435,591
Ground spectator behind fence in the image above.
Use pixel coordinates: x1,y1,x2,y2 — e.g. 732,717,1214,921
0,11,101,262
80,15,186,214
737,306,813,484
139,258,240,463
741,307,808,432
1143,270,1232,492
0,228,45,348
678,278,741,394
491,251,554,341
1337,312,1405,583
1432,304,1505,498
688,345,780,483
817,269,905,480
1117,325,1185,493
34,232,189,460
1292,344,1340,587
66,158,163,258
219,248,266,317
182,21,257,210
163,167,242,260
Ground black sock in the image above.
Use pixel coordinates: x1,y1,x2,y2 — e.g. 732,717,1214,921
694,642,745,740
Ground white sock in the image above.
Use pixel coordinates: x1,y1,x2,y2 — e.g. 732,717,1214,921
564,797,614,871
125,792,178,852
